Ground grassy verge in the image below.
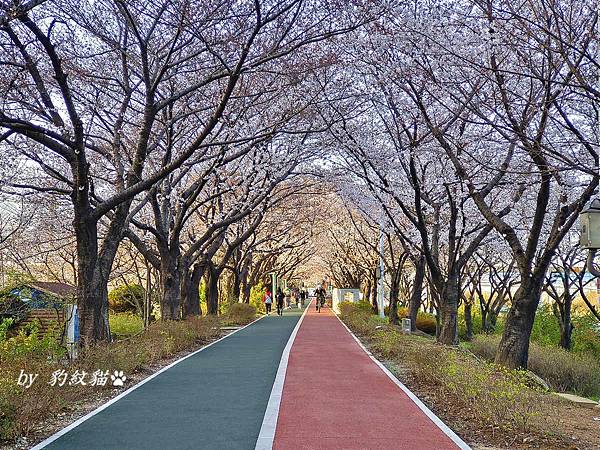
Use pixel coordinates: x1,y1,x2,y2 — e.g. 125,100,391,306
469,334,600,398
0,307,256,445
338,302,600,449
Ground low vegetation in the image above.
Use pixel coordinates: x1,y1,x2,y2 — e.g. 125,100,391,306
109,312,144,339
459,304,600,360
221,303,257,326
470,334,600,398
339,302,600,449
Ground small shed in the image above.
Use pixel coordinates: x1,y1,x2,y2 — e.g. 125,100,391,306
5,282,76,335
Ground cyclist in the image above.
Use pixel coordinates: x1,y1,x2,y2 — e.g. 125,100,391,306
315,286,326,313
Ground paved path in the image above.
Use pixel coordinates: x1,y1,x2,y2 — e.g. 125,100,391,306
272,304,465,449
36,302,469,450
38,306,306,450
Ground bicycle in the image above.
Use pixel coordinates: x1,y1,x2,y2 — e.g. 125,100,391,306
316,294,325,313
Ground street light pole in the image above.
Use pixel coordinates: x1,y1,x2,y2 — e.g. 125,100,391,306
378,220,385,319
270,272,277,298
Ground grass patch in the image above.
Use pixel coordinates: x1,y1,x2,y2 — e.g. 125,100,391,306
470,334,600,398
109,312,144,338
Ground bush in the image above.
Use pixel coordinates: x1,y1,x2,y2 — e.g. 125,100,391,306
394,306,437,335
249,283,266,314
571,312,600,360
108,285,145,314
471,334,600,397
109,313,144,338
0,318,14,341
0,320,65,362
222,303,256,326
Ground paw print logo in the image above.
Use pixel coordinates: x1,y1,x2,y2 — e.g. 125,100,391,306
110,371,126,387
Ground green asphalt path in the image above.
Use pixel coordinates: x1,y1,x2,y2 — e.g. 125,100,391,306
43,306,306,450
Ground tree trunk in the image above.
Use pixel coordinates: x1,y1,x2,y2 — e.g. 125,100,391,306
559,320,573,350
557,295,573,350
481,306,490,333
489,311,499,331
408,256,425,332
389,283,399,325
241,278,252,304
232,270,242,303
182,263,204,317
371,269,379,314
160,252,181,320
494,277,543,369
437,275,459,345
363,280,371,305
75,218,111,345
464,301,474,340
205,264,220,315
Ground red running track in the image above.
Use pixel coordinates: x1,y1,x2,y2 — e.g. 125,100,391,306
273,303,463,450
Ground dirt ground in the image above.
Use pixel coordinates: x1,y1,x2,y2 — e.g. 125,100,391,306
379,358,600,450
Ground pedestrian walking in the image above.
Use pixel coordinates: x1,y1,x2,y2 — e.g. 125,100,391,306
276,288,285,316
299,289,306,307
263,288,273,316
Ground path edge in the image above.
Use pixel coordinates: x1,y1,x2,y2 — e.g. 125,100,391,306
333,312,472,450
255,302,311,450
31,315,266,450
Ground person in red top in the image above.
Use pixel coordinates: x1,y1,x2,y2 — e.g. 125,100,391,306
263,288,273,316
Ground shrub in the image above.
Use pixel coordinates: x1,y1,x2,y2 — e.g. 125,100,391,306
395,306,437,335
0,373,19,440
471,334,600,397
0,320,65,362
571,312,600,360
355,301,374,313
109,313,144,338
249,283,266,314
469,334,498,361
108,285,145,314
222,303,256,326
0,318,14,341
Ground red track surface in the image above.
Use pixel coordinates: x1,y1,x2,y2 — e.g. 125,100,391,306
273,304,461,450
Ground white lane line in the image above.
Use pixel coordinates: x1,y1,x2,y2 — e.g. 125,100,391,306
333,312,471,450
32,315,266,450
255,301,311,450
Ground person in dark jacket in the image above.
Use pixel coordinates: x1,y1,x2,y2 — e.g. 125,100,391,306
276,288,285,316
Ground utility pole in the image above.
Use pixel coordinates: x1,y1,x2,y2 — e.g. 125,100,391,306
270,272,277,298
378,220,385,319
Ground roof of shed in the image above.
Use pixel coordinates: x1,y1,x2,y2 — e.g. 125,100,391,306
28,282,76,298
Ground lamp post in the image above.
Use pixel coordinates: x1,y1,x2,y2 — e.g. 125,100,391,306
580,198,600,278
269,272,277,298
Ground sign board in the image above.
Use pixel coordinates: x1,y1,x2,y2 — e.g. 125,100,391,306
66,304,79,359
